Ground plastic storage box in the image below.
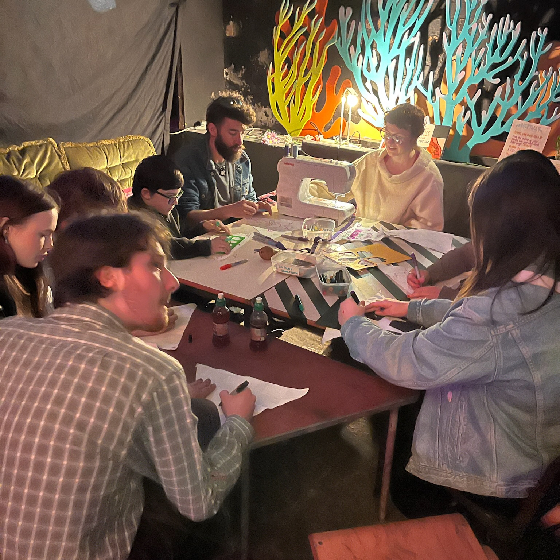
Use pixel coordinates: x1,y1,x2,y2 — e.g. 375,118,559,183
316,260,350,297
302,217,335,241
271,251,317,277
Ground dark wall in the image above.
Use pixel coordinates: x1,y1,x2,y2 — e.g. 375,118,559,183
179,0,225,127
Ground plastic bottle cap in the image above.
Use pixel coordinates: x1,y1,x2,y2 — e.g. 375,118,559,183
216,293,226,306
254,297,264,311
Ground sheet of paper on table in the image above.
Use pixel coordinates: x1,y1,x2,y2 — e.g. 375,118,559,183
336,224,461,254
240,215,304,232
196,363,309,424
168,234,291,301
139,304,196,350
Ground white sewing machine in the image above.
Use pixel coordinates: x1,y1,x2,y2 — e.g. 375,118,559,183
276,155,356,225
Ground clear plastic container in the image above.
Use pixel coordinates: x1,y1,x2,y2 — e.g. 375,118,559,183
302,217,335,241
271,251,317,277
316,260,350,297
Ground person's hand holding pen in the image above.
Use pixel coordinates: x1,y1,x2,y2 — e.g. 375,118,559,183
202,220,231,235
407,254,428,290
219,381,256,422
338,293,365,326
225,199,259,219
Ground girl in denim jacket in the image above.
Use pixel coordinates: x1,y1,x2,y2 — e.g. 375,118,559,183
339,150,560,517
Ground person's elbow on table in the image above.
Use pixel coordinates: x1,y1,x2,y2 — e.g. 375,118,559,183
220,389,256,422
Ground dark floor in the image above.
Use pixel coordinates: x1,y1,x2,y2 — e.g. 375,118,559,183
194,326,407,560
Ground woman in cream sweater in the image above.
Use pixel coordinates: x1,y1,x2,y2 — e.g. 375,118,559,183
352,104,444,231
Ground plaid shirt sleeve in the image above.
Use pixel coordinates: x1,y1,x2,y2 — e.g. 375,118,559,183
138,369,254,521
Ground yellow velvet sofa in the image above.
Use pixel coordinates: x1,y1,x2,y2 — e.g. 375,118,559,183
0,135,156,196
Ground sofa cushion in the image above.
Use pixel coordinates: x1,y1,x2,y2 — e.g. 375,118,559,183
59,135,156,196
0,138,69,188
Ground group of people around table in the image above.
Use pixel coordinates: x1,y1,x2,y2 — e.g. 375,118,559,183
0,90,559,559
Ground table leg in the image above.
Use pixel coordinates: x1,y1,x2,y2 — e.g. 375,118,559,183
379,407,399,523
240,452,250,560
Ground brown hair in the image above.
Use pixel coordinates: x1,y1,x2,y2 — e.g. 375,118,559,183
0,176,58,317
48,167,127,225
206,91,256,128
384,104,425,141
51,212,170,307
459,150,560,310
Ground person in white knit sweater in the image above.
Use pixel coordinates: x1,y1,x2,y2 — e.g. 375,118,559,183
351,104,444,231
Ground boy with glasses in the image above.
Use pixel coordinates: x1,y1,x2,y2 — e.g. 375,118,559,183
129,155,231,259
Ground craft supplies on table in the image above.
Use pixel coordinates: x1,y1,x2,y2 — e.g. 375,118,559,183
271,250,317,277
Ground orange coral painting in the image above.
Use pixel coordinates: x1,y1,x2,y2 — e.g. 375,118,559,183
301,65,352,137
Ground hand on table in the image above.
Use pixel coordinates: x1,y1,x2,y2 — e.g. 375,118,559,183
220,388,256,422
256,200,273,214
211,237,231,255
188,378,216,399
365,299,409,318
131,308,178,337
225,199,259,219
407,268,430,290
408,286,442,299
338,297,366,327
203,220,231,235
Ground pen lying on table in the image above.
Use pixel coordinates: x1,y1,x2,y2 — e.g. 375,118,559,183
219,380,249,407
220,259,248,270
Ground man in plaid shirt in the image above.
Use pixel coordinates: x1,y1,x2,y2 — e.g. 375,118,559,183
0,213,255,559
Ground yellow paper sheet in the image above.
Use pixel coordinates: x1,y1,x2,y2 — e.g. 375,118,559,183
325,243,409,270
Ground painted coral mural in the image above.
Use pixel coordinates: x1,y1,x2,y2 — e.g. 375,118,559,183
223,0,560,161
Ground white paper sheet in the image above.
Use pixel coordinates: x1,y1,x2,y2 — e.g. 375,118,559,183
169,237,289,301
377,263,413,294
196,363,309,424
240,215,304,232
140,304,196,350
337,225,460,254
385,228,457,253
322,327,342,343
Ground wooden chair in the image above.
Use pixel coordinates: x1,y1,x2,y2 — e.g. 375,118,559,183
308,513,496,560
448,456,560,560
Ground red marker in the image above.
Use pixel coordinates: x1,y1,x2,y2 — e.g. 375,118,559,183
220,259,249,270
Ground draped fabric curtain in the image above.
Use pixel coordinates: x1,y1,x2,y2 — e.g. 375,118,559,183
0,0,183,152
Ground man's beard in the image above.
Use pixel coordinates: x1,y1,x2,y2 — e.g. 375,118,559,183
215,134,243,163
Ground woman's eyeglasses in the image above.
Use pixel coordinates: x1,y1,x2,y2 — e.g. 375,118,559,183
381,130,407,145
156,190,183,204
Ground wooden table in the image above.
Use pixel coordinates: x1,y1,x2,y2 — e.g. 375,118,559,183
168,309,418,557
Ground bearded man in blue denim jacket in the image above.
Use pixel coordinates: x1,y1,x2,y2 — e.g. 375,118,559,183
170,92,272,235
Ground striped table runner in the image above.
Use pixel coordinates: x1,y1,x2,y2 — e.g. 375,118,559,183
261,222,468,329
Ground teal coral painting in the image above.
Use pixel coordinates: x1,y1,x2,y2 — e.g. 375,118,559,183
335,0,560,161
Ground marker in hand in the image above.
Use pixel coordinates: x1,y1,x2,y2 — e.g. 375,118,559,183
219,380,249,407
350,290,361,305
220,259,249,270
410,253,420,279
